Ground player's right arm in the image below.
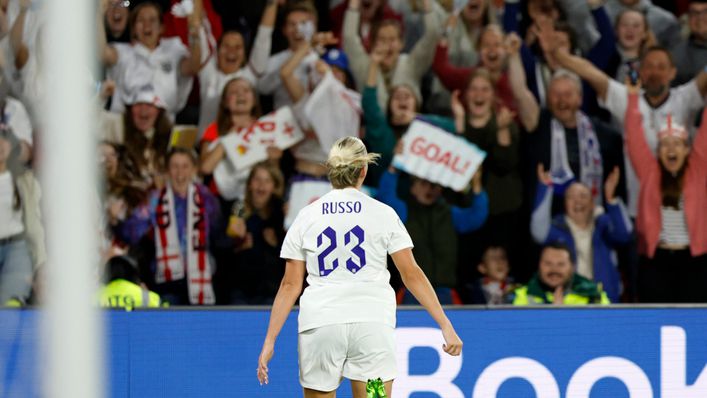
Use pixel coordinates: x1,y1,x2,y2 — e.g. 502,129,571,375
391,249,462,356
257,258,305,385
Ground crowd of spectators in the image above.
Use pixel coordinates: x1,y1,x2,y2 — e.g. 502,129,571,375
0,0,705,307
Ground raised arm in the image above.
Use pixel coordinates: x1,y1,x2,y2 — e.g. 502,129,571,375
432,41,473,93
536,19,610,101
692,107,707,169
408,0,443,81
602,166,633,245
246,0,278,77
257,258,306,385
694,69,707,98
180,2,203,76
391,248,462,356
505,33,540,131
97,0,119,66
363,49,388,134
0,5,9,41
624,85,656,181
280,32,337,103
11,0,32,70
279,43,312,104
343,0,370,85
530,164,553,243
584,1,616,71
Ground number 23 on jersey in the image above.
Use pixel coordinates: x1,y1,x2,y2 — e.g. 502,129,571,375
316,225,367,276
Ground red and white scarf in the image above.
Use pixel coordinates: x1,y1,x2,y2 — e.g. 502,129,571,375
154,183,215,304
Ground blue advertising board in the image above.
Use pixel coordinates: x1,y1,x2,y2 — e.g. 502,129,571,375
1,307,707,397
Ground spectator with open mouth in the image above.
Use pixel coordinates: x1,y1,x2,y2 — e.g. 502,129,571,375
344,0,441,112
433,27,539,131
531,163,632,303
104,0,131,43
425,0,497,113
100,86,173,190
258,1,320,110
198,77,281,209
450,68,526,279
98,1,201,121
625,81,707,303
362,42,458,185
191,0,277,136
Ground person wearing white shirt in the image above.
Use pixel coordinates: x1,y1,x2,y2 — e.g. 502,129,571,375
98,1,201,121
279,39,343,178
539,25,707,216
257,2,319,110
256,137,462,397
0,95,32,164
5,0,46,122
193,0,277,136
0,126,40,305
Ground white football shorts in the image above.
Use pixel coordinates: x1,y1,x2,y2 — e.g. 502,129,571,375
298,322,396,391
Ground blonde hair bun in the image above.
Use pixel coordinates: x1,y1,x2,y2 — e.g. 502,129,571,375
326,137,380,189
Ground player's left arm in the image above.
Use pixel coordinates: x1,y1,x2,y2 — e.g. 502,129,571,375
391,249,462,356
257,259,305,385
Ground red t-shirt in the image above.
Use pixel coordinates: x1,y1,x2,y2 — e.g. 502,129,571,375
201,122,219,144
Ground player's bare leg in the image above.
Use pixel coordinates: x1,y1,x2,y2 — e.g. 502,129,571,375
304,387,336,398
350,380,393,398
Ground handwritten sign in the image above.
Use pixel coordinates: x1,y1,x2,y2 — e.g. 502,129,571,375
221,106,304,171
392,120,486,191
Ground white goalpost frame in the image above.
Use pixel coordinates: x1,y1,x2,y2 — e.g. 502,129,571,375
41,0,103,397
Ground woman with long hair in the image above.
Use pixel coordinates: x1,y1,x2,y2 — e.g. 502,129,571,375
626,83,707,303
191,0,278,134
450,68,524,275
223,162,286,305
198,77,281,205
99,141,151,248
120,94,173,189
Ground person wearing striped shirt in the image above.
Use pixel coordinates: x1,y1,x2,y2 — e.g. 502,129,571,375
625,83,707,303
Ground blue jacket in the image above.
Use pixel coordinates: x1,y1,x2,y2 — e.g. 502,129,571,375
530,182,632,302
377,170,489,232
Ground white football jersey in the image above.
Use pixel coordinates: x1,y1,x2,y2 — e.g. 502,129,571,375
281,187,413,332
110,38,193,118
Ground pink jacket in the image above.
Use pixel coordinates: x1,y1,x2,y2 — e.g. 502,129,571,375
625,93,707,257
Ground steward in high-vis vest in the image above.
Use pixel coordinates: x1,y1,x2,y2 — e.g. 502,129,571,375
512,242,610,305
100,255,161,309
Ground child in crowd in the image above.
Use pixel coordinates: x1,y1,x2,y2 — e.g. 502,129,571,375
468,246,517,305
